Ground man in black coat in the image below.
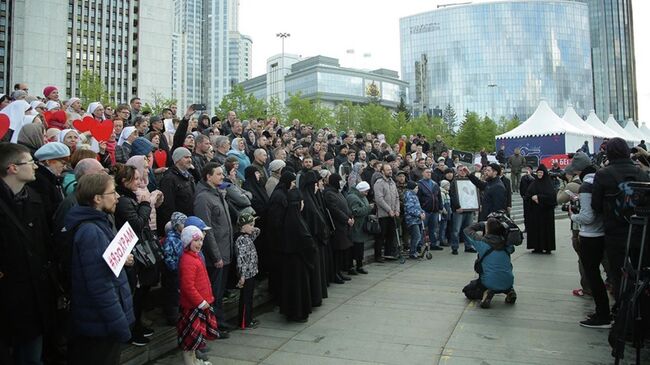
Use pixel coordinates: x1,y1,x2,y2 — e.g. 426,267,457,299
499,164,512,216
591,137,650,306
464,163,507,221
156,147,196,235
0,143,51,365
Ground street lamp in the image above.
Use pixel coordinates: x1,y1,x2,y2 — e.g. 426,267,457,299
488,83,497,119
276,32,290,71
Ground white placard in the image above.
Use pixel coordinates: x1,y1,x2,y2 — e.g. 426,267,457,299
103,222,138,277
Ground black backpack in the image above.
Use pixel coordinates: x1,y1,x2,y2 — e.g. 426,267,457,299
487,210,523,246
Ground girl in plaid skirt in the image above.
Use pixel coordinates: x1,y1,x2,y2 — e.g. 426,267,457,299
178,226,218,365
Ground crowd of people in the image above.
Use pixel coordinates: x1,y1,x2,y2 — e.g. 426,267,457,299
1,84,648,365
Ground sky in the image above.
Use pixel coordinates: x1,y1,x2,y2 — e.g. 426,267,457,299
239,0,649,122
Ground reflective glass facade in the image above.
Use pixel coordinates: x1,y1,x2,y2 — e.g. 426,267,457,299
400,0,593,120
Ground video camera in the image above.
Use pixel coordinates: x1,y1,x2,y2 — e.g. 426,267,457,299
627,181,650,217
486,210,523,246
560,189,580,214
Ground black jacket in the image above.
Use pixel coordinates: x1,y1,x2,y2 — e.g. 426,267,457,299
468,174,507,221
28,163,65,231
157,166,196,235
0,182,50,342
323,186,353,250
591,158,650,238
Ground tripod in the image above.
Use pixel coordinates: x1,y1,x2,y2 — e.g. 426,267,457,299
612,215,649,365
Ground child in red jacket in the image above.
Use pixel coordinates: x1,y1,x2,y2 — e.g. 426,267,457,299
178,225,218,365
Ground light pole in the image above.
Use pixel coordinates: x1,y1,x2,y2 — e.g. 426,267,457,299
488,83,497,119
276,33,290,104
276,32,290,71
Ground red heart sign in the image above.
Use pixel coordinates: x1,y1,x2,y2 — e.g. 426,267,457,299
153,149,167,168
0,114,10,140
72,116,98,133
90,120,114,142
43,110,68,129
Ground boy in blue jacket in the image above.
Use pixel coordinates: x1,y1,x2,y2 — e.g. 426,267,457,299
404,181,426,259
462,218,517,308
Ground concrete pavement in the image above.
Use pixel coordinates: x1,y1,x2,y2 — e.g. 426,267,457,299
150,219,647,364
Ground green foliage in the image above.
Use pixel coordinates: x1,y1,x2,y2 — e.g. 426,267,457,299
217,85,267,121
442,103,457,133
479,116,498,152
142,89,177,116
496,115,521,135
78,70,112,107
334,101,362,132
285,92,335,129
396,97,411,122
359,103,394,139
455,112,483,151
267,96,286,123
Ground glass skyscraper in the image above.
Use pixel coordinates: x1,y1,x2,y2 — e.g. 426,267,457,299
400,0,594,121
578,0,637,123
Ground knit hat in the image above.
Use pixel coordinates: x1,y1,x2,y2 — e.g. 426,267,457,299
237,212,256,228
269,159,286,172
43,86,58,98
385,154,396,163
172,147,192,164
564,152,592,175
149,115,162,124
130,137,155,157
440,179,450,191
34,142,70,161
606,137,630,160
180,226,204,248
356,181,370,192
328,173,343,187
488,163,501,175
406,181,417,190
171,212,188,229
437,157,445,162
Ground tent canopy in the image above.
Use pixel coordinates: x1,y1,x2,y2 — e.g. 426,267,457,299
585,110,618,137
639,122,650,141
605,115,637,143
562,105,605,138
623,119,644,142
497,100,585,139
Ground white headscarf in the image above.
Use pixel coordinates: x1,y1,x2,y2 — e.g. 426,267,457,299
118,126,137,146
29,100,46,115
1,100,32,143
10,115,40,144
66,97,81,111
45,100,61,111
86,102,102,116
57,128,80,144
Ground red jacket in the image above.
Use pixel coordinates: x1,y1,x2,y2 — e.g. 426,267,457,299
178,250,214,309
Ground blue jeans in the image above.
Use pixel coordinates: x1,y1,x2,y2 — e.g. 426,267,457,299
408,224,423,256
451,211,475,251
423,212,440,247
439,215,449,245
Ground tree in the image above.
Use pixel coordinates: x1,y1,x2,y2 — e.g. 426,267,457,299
455,112,483,152
285,92,335,129
217,85,267,120
334,101,362,132
442,103,457,133
78,70,112,107
359,103,394,141
496,115,521,135
396,96,411,122
267,96,287,123
479,116,498,152
142,89,177,116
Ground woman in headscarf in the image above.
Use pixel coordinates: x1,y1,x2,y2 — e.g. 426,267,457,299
127,155,164,233
347,162,364,192
525,164,558,254
227,137,251,181
323,174,354,282
86,101,104,121
1,99,31,142
45,100,61,111
279,187,315,323
242,166,270,276
66,97,84,120
17,121,46,156
116,126,138,163
29,100,46,116
266,171,297,303
58,128,80,154
299,170,330,306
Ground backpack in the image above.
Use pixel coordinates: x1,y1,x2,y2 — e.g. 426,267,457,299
606,171,647,223
486,210,523,246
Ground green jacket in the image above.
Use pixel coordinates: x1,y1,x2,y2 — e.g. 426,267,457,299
346,187,373,243
508,154,526,173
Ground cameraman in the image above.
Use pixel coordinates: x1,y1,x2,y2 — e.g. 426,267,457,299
566,156,611,328
591,138,649,310
557,153,589,297
461,218,516,309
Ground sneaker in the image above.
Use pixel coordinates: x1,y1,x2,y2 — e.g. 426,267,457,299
140,326,154,338
356,267,368,274
505,290,517,304
215,330,230,339
244,319,260,329
348,268,359,275
195,349,210,361
451,249,458,255
579,317,612,329
465,248,477,253
129,335,150,347
585,312,612,321
480,290,494,309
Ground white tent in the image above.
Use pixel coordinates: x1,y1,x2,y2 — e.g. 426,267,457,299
562,106,605,154
585,110,619,138
639,122,650,141
623,119,644,143
605,115,638,143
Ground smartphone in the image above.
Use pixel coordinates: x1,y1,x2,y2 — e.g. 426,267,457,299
191,103,207,111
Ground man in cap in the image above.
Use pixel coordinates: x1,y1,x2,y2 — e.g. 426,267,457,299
0,143,51,364
286,144,303,173
157,147,196,235
463,163,507,222
265,159,286,196
30,141,71,227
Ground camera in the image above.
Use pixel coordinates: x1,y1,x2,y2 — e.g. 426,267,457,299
627,181,650,217
561,200,580,214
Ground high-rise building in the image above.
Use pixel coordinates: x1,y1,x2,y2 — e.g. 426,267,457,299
400,0,594,121
3,0,172,104
577,0,637,123
172,0,251,112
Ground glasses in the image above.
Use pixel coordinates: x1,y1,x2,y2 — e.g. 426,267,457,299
100,191,119,196
12,159,36,166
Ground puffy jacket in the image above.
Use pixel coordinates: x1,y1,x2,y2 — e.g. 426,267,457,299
374,176,399,218
65,205,134,342
417,178,441,213
464,223,514,291
179,250,214,309
346,187,373,243
157,166,195,235
591,158,650,237
404,190,424,226
570,173,604,237
468,174,507,221
194,181,233,265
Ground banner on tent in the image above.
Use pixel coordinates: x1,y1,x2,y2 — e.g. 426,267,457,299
541,154,572,169
451,149,474,164
496,134,565,169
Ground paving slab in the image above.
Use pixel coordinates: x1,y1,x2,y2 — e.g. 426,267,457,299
149,219,649,364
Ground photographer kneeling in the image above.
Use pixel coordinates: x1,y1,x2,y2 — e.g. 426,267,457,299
462,218,516,308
